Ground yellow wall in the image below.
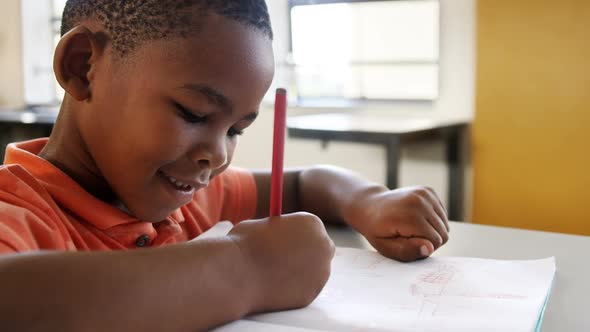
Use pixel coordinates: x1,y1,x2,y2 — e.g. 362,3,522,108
473,0,590,235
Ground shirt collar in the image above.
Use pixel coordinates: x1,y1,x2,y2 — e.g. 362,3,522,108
4,138,185,230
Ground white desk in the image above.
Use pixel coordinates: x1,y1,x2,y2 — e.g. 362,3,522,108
327,221,590,332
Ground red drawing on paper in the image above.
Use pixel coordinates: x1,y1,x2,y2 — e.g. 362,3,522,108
409,262,527,319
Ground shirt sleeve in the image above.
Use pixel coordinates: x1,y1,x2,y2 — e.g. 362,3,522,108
218,167,258,224
0,167,69,255
0,241,17,254
0,203,43,254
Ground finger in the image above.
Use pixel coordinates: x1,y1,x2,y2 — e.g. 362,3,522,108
397,216,443,249
424,186,447,215
426,214,449,246
373,237,434,262
424,187,450,232
417,195,448,244
421,217,444,249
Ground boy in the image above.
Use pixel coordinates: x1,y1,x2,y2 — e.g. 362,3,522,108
0,1,449,331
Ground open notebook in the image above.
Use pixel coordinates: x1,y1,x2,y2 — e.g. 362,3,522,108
201,222,556,332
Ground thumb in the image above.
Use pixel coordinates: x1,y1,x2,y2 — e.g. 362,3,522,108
371,237,434,262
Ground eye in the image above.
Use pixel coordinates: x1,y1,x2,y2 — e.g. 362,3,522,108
174,102,207,124
227,127,244,137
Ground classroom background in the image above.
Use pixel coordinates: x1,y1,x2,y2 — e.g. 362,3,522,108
0,0,588,236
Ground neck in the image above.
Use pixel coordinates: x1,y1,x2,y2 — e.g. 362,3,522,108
39,98,118,204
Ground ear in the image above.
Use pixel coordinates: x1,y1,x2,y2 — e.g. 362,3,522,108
53,26,105,101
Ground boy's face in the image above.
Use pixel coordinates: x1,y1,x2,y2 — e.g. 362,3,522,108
79,15,274,221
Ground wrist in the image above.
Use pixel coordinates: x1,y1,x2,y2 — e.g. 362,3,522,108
341,184,388,230
225,235,265,316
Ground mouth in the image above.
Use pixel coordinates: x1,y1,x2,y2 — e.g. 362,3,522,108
157,170,208,193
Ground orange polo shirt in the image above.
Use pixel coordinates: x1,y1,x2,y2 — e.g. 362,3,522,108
0,138,257,254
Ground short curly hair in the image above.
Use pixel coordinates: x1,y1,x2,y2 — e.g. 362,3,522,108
61,0,273,56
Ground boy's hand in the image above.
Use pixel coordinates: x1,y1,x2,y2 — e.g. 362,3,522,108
228,212,335,314
345,186,449,262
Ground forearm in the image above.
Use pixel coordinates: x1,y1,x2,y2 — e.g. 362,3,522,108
297,165,386,225
254,166,386,225
0,238,255,332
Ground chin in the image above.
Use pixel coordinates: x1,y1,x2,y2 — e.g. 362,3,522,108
130,207,174,223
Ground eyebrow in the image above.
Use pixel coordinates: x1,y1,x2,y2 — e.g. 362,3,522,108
179,83,233,114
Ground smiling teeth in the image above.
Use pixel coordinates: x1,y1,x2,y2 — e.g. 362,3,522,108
163,174,193,191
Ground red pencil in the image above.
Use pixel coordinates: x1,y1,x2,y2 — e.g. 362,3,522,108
270,88,287,217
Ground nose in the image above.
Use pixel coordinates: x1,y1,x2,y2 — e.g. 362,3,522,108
188,134,228,170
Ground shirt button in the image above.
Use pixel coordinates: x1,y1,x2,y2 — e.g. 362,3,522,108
135,234,151,247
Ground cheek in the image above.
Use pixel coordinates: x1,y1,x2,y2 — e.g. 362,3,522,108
125,110,192,169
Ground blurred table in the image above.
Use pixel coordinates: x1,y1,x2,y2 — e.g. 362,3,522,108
0,107,58,162
287,113,469,220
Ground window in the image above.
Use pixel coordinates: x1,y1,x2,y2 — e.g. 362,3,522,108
288,0,439,102
52,0,68,49
52,0,67,101
20,0,66,106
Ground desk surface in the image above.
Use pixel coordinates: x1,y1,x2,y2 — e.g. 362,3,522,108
287,113,469,135
327,221,590,332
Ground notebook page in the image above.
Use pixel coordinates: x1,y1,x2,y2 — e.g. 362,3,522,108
213,320,325,332
246,247,556,332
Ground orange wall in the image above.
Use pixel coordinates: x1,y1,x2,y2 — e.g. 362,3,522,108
473,0,590,235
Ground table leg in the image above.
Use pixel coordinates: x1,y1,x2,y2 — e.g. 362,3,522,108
447,131,464,221
0,124,10,164
385,137,401,189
